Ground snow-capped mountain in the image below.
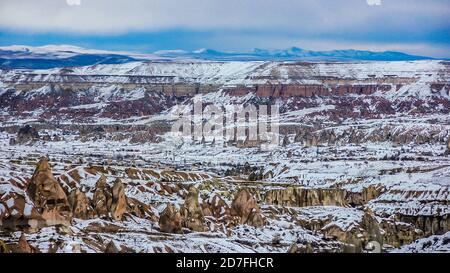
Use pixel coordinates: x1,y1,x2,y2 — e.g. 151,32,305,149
156,47,435,62
0,45,439,69
0,45,163,69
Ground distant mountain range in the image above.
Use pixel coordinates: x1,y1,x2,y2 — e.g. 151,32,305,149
156,47,435,62
0,45,441,69
0,45,151,69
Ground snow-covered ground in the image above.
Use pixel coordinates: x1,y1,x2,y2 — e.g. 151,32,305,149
0,60,449,253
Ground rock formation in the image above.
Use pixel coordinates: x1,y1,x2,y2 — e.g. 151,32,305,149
230,189,265,227
282,135,290,147
27,157,72,227
159,204,183,234
68,189,92,220
360,208,383,249
202,194,230,220
105,240,121,253
92,175,112,218
91,176,127,220
287,243,298,253
110,178,127,221
180,187,205,232
295,207,383,253
446,136,450,155
379,219,423,248
13,234,34,253
127,197,157,221
9,125,40,145
264,187,347,207
0,59,448,253
0,240,8,253
397,215,450,238
0,192,43,231
346,185,384,206
300,133,318,147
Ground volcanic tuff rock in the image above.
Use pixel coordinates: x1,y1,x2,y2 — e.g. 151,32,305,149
379,219,424,247
361,209,383,245
104,240,135,253
264,187,347,207
0,240,8,253
9,125,40,145
0,233,37,253
27,157,72,227
231,189,265,227
292,207,383,253
105,240,121,253
180,186,205,232
10,233,36,253
391,232,450,253
397,215,450,238
1,59,449,253
0,192,42,231
367,183,450,238
159,203,183,234
0,154,448,253
127,197,157,221
90,176,128,220
446,137,450,154
92,175,112,218
346,185,385,207
110,179,127,221
68,189,92,220
202,194,230,220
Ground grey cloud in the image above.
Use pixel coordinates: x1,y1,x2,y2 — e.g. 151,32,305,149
0,0,448,57
0,0,448,35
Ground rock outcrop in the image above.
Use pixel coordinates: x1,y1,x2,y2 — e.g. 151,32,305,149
295,207,383,253
446,137,450,155
2,233,39,253
360,208,383,246
346,185,385,206
9,125,40,145
105,240,121,253
397,215,450,237
68,189,92,220
127,197,157,221
180,187,205,232
27,157,72,227
0,192,43,231
0,240,9,253
379,219,423,248
264,187,347,207
159,204,183,233
110,179,127,221
202,194,230,220
231,189,265,227
91,176,127,220
12,234,35,253
92,175,112,218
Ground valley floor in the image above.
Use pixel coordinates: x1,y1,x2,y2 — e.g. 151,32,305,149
0,121,449,253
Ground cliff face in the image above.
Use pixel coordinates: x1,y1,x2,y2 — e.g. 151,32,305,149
0,60,449,122
225,83,399,97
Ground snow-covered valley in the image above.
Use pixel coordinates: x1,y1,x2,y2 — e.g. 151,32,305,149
0,60,449,253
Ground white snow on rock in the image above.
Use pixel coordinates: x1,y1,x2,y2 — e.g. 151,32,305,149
392,232,450,253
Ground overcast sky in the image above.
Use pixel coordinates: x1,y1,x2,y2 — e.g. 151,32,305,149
0,0,449,57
